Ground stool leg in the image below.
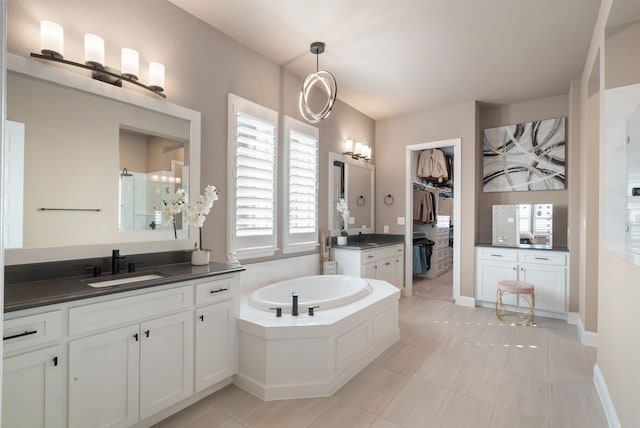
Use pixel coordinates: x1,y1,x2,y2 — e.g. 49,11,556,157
496,289,505,322
530,292,535,325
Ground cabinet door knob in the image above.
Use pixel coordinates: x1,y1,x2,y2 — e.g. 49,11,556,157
144,330,150,338
53,356,58,367
134,333,139,341
513,267,516,271
199,314,204,322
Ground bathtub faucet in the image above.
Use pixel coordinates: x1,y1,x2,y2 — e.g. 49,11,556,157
292,293,299,316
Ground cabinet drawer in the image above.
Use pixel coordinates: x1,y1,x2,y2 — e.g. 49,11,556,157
362,250,377,263
477,248,517,262
435,248,449,262
195,276,236,305
69,285,193,336
3,311,62,354
377,245,402,259
519,252,567,266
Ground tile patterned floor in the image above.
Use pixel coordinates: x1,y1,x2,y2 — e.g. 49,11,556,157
153,295,607,428
412,269,453,301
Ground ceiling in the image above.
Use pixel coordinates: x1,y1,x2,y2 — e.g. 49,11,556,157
169,0,603,120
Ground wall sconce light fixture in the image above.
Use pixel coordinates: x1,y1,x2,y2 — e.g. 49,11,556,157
342,139,371,161
32,20,166,98
299,41,337,123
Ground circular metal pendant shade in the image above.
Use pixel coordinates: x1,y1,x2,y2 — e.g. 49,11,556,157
299,42,337,123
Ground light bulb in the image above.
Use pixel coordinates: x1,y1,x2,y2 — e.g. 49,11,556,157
40,20,64,58
343,139,354,154
84,33,105,67
121,48,139,80
148,62,165,92
354,142,363,157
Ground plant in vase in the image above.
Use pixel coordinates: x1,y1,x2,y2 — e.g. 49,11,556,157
184,185,219,265
336,198,350,245
161,188,187,239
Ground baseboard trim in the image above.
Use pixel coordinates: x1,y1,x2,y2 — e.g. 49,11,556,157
593,363,622,428
455,295,475,308
567,312,598,347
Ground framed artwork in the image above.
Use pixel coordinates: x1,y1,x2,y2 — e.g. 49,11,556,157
483,117,566,192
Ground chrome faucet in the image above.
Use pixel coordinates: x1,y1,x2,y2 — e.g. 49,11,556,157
292,293,299,316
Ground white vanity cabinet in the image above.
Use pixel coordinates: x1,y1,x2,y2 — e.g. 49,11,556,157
1,270,240,428
68,286,195,428
194,277,238,393
2,311,64,428
334,244,405,289
68,324,140,428
475,247,568,316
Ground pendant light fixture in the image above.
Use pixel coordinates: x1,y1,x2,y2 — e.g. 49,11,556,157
299,41,337,123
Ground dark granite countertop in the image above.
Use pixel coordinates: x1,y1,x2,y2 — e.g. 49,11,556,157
332,234,405,250
4,261,244,313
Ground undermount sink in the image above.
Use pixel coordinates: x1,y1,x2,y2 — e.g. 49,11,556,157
86,273,167,288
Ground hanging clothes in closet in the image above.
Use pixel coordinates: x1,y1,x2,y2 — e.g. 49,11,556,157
417,148,449,183
412,184,437,225
413,237,435,275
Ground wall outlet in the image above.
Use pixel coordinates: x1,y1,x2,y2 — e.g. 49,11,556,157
384,225,389,233
397,217,405,225
349,216,355,224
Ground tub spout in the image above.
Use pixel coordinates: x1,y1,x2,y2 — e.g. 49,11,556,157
292,293,298,316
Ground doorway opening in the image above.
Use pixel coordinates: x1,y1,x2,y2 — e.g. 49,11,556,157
404,139,462,303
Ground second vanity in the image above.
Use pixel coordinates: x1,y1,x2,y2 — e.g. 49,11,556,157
3,256,244,428
475,245,568,319
332,235,405,290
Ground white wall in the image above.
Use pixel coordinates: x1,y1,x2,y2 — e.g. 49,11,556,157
375,101,477,298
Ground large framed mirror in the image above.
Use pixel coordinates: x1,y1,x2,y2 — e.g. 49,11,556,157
328,152,375,236
4,54,201,264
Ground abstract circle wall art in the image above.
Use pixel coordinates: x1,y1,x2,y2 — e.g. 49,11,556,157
483,117,566,192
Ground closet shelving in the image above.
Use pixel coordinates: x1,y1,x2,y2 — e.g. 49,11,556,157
412,147,454,279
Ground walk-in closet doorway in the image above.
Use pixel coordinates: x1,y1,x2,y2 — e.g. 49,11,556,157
404,139,462,302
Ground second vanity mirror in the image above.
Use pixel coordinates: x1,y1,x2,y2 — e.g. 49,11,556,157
4,53,200,257
492,204,553,249
328,152,375,236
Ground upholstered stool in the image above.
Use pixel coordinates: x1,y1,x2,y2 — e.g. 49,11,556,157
496,280,535,325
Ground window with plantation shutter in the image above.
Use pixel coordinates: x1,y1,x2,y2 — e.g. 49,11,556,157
283,116,319,253
228,94,278,259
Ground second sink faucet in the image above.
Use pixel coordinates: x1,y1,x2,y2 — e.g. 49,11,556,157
111,249,125,275
292,292,299,316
